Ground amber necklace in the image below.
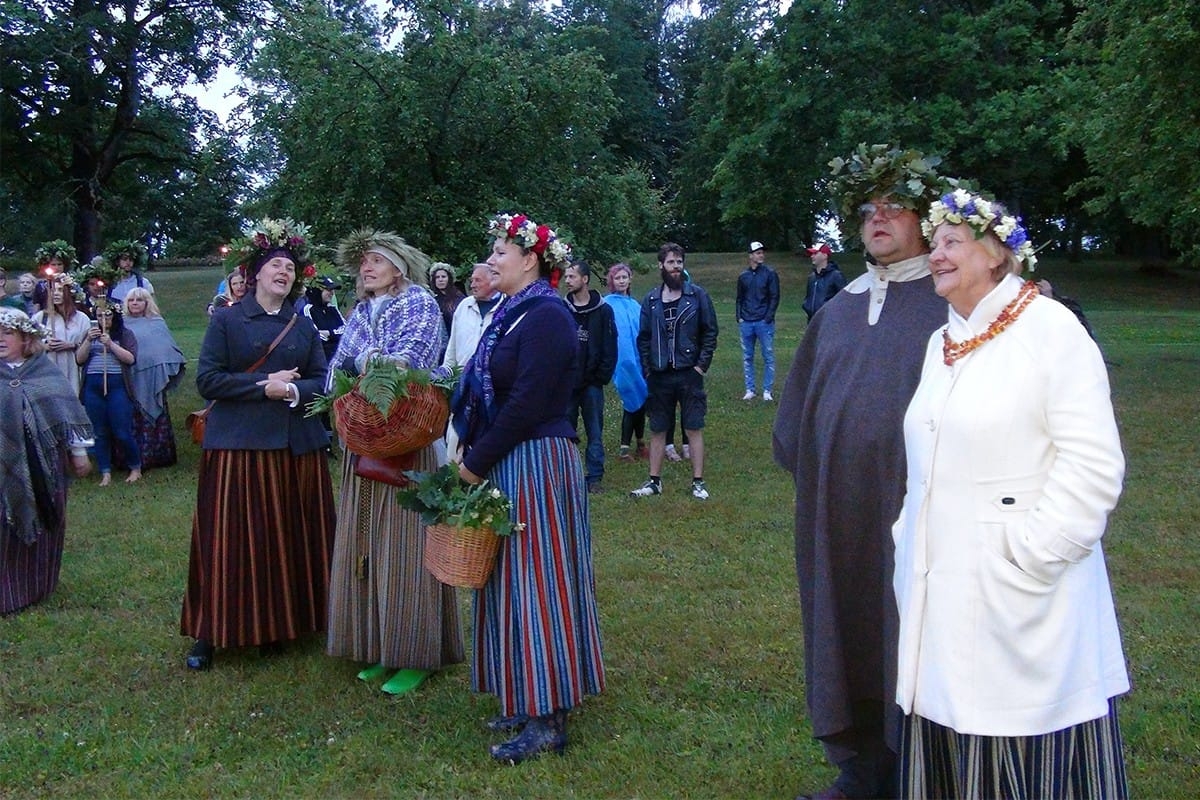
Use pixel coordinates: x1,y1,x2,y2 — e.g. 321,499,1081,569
942,280,1038,365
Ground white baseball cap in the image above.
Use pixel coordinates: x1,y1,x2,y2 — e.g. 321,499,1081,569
748,241,765,252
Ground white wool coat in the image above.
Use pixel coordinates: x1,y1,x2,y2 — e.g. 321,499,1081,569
893,274,1129,737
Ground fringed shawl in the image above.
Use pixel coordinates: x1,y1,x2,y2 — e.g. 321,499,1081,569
125,316,187,420
1,355,93,544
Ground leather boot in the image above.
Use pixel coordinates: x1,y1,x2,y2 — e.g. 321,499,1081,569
489,710,567,764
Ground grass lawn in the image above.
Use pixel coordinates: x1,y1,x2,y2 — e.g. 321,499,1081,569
1,253,1197,798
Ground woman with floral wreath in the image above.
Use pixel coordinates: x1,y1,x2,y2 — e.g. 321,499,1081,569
74,301,141,485
1,309,94,615
30,240,77,312
892,188,1129,797
324,230,463,695
454,212,605,764
121,288,186,470
32,274,90,395
180,218,335,671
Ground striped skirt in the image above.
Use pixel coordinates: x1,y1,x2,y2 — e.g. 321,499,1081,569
0,475,67,616
325,445,464,670
899,698,1129,799
472,437,606,718
180,448,335,648
115,403,177,471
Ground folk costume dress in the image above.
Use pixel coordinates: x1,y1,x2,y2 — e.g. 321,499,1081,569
180,295,336,648
32,308,90,396
325,285,464,671
456,279,606,719
123,314,186,469
893,274,1129,798
772,255,946,773
1,353,93,614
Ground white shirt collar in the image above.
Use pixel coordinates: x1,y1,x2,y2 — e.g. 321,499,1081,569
843,253,931,325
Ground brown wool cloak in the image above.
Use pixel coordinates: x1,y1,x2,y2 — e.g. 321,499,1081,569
772,273,946,749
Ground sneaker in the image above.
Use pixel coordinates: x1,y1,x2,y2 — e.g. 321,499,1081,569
618,445,633,462
691,480,710,500
635,443,648,459
630,479,662,497
587,482,604,495
681,444,691,460
665,444,682,462
742,390,756,401
763,391,773,402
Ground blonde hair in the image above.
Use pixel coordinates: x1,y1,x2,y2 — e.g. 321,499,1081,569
124,287,161,317
977,232,1023,282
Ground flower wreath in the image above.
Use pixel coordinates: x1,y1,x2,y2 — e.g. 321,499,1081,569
487,213,572,272
34,239,78,271
828,143,948,221
0,308,50,340
923,189,1038,271
103,239,148,271
72,256,123,290
224,218,316,279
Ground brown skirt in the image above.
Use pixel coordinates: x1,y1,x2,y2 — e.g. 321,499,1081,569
325,446,463,670
180,448,335,648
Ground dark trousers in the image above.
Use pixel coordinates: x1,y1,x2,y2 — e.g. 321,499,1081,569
819,700,897,799
568,384,605,484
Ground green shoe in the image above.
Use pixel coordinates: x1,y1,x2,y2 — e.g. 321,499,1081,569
357,663,392,682
381,668,432,695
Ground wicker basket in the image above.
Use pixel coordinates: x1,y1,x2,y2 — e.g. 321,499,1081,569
423,522,502,589
333,382,449,459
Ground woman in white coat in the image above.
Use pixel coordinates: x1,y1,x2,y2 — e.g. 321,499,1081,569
892,188,1129,798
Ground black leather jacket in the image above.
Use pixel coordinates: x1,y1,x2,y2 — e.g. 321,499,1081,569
637,282,719,374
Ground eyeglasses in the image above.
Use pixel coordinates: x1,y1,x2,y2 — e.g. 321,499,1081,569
857,202,907,221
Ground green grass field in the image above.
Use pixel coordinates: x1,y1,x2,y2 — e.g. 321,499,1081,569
2,253,1197,798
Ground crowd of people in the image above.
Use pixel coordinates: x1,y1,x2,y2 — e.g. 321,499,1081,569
3,145,1132,793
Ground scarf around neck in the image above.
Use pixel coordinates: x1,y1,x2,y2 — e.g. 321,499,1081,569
451,278,559,447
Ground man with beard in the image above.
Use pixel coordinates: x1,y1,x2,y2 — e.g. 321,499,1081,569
630,243,718,500
772,145,950,800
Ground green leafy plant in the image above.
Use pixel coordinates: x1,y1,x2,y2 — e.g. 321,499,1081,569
306,360,461,417
396,463,522,537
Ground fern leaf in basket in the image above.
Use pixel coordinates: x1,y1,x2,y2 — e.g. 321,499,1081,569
357,360,413,415
305,369,358,417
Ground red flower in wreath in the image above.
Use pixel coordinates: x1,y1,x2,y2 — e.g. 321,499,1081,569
507,214,529,239
303,264,317,278
532,224,551,255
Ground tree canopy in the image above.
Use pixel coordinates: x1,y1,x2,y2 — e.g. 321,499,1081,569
3,0,1198,266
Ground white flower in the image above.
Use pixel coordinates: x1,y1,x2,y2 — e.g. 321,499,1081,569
974,198,994,219
993,217,1017,240
951,188,974,208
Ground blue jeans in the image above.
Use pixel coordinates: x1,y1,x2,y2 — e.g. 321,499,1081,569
569,384,605,485
82,371,141,473
739,320,775,394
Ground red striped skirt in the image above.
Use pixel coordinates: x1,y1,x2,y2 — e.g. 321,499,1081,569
471,437,606,717
180,448,335,648
1,478,67,615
